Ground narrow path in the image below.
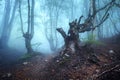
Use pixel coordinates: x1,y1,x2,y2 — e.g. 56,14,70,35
14,54,54,80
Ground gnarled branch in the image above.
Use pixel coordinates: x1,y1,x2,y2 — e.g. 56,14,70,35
56,28,67,39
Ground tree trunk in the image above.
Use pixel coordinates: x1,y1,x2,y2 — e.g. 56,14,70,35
19,0,34,54
57,25,80,52
24,33,33,54
0,0,18,48
0,0,11,48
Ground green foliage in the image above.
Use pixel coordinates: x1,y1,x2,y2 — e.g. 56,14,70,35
20,52,40,60
84,34,105,45
20,53,33,60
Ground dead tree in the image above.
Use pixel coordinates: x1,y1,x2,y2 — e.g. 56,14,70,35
56,0,115,52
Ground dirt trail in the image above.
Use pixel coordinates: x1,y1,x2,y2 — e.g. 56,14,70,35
0,42,120,80
13,54,55,80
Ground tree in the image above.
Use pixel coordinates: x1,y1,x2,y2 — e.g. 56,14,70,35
0,0,18,48
19,0,35,54
44,0,65,51
57,0,115,52
96,0,120,39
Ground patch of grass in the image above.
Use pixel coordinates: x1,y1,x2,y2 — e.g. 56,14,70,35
20,53,33,60
20,52,40,60
84,34,105,45
85,39,105,45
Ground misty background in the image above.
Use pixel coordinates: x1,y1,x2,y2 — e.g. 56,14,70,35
0,0,120,54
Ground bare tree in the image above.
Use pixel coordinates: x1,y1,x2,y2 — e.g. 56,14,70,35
44,0,65,51
57,0,116,52
0,0,18,48
19,0,35,54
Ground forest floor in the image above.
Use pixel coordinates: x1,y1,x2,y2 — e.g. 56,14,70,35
0,39,120,80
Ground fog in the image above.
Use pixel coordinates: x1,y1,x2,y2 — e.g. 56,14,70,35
0,0,120,54
0,1,120,79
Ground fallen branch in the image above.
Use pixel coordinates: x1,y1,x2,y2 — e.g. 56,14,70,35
96,64,120,79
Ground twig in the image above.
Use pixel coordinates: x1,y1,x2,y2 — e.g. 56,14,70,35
96,65,120,79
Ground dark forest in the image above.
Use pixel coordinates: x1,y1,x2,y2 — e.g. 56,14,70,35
0,0,120,80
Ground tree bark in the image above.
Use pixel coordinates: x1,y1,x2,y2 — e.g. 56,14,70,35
23,33,33,54
57,21,80,51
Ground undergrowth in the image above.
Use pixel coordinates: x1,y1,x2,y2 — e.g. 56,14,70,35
83,34,105,45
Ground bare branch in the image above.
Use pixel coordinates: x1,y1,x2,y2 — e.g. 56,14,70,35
27,0,30,33
78,15,83,24
94,13,109,28
94,0,114,28
114,3,120,8
97,65,120,79
96,0,115,13
19,0,24,35
31,0,35,38
109,17,120,33
56,28,67,39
